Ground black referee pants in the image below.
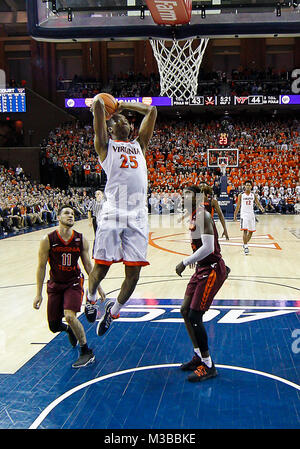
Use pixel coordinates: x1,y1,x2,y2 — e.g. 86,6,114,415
92,216,97,234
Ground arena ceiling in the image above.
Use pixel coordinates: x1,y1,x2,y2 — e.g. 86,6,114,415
0,0,27,36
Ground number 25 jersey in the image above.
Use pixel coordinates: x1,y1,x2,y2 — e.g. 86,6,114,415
100,138,148,213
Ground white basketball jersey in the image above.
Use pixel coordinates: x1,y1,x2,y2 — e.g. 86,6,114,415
100,138,148,212
240,192,255,216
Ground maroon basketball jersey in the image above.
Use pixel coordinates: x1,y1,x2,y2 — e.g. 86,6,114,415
189,208,222,266
47,229,83,283
203,197,215,217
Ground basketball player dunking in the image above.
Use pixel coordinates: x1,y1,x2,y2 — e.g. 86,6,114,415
175,185,229,382
87,95,157,336
33,205,102,368
234,180,265,255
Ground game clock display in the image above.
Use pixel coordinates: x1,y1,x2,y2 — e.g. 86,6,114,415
0,88,26,113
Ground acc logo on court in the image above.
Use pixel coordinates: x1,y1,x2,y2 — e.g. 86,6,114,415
115,305,297,324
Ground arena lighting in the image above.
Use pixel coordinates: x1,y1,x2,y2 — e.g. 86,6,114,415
67,8,73,22
51,0,57,13
276,3,281,16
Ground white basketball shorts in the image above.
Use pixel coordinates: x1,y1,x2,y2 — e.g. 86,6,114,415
93,207,149,266
240,214,256,232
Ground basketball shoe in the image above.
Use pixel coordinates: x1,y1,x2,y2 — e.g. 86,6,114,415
97,300,119,336
187,362,218,382
72,349,95,368
180,354,202,371
243,244,249,255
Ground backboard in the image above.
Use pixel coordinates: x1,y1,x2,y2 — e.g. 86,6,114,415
207,148,239,168
27,1,300,42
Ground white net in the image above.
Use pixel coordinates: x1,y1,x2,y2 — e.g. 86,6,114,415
150,37,209,101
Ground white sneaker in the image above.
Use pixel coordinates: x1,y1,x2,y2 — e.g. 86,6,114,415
243,245,249,255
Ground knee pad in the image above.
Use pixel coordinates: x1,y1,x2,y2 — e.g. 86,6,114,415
48,320,65,333
188,309,205,327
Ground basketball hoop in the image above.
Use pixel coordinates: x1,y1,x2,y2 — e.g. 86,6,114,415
219,163,227,176
217,156,228,176
150,37,209,101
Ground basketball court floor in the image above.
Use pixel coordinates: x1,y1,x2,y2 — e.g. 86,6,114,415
0,213,299,430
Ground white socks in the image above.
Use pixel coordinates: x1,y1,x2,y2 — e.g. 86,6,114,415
202,356,212,368
194,348,201,358
87,290,97,303
111,300,122,317
194,349,212,368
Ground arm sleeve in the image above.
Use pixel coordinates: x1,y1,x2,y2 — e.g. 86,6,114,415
182,234,214,266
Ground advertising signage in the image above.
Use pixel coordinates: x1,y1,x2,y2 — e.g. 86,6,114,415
65,95,300,108
0,88,26,113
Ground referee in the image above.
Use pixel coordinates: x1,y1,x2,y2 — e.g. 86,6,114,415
88,190,105,234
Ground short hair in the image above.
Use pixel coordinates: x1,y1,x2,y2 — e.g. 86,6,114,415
58,204,74,216
200,183,213,196
245,180,253,186
184,185,201,195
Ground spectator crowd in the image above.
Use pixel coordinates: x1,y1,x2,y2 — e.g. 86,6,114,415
0,164,91,236
62,67,295,99
1,112,299,237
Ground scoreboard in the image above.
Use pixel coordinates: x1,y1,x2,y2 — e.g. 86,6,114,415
0,88,26,113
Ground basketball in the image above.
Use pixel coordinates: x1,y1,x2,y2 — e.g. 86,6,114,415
98,93,118,120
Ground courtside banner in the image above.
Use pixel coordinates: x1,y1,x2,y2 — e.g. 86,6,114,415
65,97,173,108
146,0,192,25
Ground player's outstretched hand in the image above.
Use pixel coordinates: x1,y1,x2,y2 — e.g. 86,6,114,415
222,230,230,240
33,295,43,310
176,261,186,277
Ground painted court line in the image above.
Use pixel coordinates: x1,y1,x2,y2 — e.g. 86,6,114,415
29,364,300,429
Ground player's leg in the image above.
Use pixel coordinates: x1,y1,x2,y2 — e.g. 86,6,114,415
97,216,149,336
116,264,142,306
180,293,203,371
88,263,110,300
187,261,227,382
241,216,251,254
246,230,254,243
244,215,256,253
188,309,210,362
110,220,150,314
64,309,86,347
64,285,95,368
88,214,122,304
47,281,76,344
96,265,142,337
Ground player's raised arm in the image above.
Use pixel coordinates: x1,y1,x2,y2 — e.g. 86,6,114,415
117,101,157,153
91,95,109,162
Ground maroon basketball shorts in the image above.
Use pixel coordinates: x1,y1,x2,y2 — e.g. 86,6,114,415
47,277,84,322
185,258,227,312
